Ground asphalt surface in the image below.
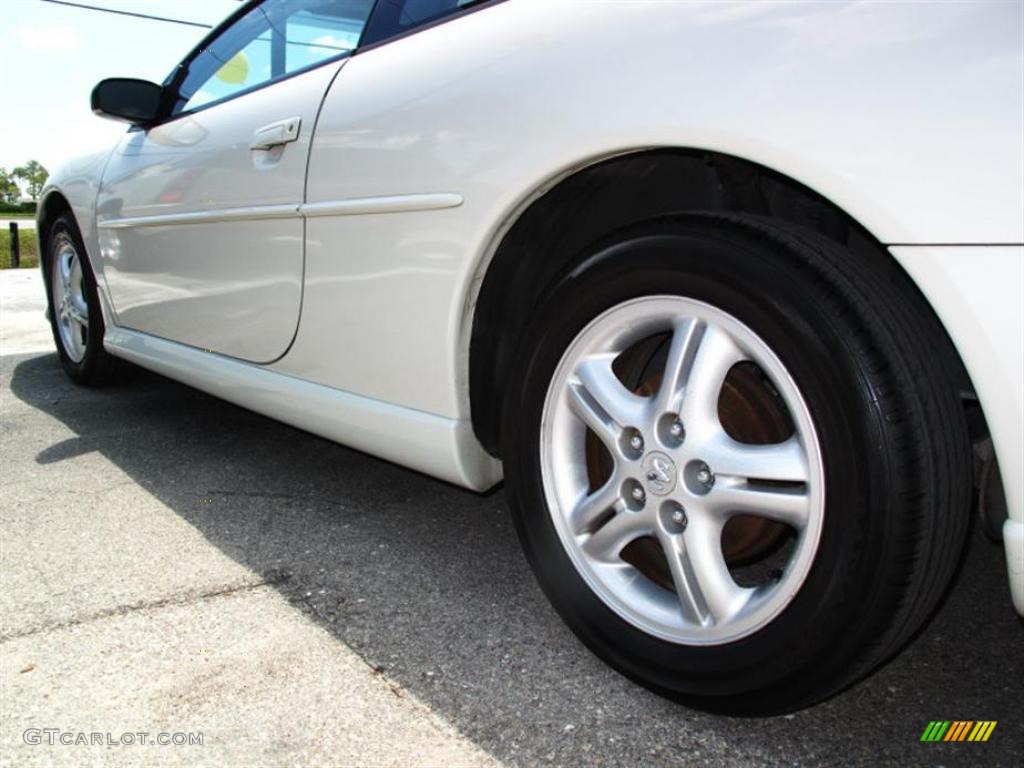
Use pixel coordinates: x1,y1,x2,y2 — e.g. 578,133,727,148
1,270,1022,767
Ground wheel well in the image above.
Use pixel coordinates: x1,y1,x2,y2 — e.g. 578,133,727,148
468,148,962,456
36,191,73,275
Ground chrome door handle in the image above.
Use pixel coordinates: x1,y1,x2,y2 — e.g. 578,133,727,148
250,117,301,151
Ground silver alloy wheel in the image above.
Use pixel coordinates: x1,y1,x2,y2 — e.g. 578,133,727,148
540,296,825,645
51,235,89,363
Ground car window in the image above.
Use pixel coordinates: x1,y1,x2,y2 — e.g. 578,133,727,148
362,0,487,46
174,0,375,115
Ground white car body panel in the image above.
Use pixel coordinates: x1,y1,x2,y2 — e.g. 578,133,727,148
278,0,1023,417
95,62,345,363
38,0,1023,607
41,150,113,290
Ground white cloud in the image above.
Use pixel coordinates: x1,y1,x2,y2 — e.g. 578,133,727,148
15,24,81,53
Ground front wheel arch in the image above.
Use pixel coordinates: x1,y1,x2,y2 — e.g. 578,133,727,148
37,191,74,290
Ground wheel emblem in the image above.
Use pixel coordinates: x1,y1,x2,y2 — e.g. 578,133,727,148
642,451,677,496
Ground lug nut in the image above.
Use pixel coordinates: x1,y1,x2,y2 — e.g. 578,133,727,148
631,486,645,502
669,420,684,438
671,508,687,526
696,468,713,486
629,434,644,452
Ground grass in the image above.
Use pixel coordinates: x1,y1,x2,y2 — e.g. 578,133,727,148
0,213,36,219
0,228,40,269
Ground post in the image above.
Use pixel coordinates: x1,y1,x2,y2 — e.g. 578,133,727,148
9,222,18,269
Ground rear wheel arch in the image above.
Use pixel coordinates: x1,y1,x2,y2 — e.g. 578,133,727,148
467,148,973,457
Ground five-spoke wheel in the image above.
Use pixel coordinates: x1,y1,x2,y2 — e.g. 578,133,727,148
51,233,89,363
542,296,824,644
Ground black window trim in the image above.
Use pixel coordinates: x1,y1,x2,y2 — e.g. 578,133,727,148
148,0,507,128
157,0,266,123
155,0,369,125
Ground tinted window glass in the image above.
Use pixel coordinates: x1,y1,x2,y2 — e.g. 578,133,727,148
363,0,486,45
175,0,374,114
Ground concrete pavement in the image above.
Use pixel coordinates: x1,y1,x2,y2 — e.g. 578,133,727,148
1,270,1021,767
0,269,52,357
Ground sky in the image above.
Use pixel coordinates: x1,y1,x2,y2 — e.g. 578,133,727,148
0,0,243,176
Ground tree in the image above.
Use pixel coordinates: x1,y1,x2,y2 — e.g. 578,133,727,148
13,160,49,202
0,168,20,205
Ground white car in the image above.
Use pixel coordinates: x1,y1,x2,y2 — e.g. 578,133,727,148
38,0,1022,714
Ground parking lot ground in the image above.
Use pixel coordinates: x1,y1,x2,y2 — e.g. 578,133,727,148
1,269,1022,767
0,269,51,357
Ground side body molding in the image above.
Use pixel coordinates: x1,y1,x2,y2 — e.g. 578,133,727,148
104,326,501,491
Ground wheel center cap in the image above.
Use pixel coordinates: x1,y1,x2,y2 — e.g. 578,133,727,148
641,451,677,496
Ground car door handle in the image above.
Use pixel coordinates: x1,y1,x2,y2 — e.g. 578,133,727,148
250,117,301,151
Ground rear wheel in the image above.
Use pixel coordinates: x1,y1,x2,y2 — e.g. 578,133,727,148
46,213,127,386
502,214,972,714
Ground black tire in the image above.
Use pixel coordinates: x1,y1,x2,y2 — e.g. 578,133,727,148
45,212,128,386
501,213,972,714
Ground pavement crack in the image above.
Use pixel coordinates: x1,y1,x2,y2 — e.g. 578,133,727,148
0,569,291,643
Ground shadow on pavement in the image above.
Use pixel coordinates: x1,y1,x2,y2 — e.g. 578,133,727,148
8,352,1023,767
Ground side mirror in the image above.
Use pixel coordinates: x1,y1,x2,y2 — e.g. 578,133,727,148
91,78,164,126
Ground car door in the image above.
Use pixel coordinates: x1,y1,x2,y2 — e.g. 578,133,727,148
96,0,375,363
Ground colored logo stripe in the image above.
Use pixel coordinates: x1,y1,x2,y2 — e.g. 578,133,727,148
969,721,997,742
921,721,997,742
944,721,972,741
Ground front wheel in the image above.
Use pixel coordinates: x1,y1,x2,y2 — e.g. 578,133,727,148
502,214,971,714
46,213,127,386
